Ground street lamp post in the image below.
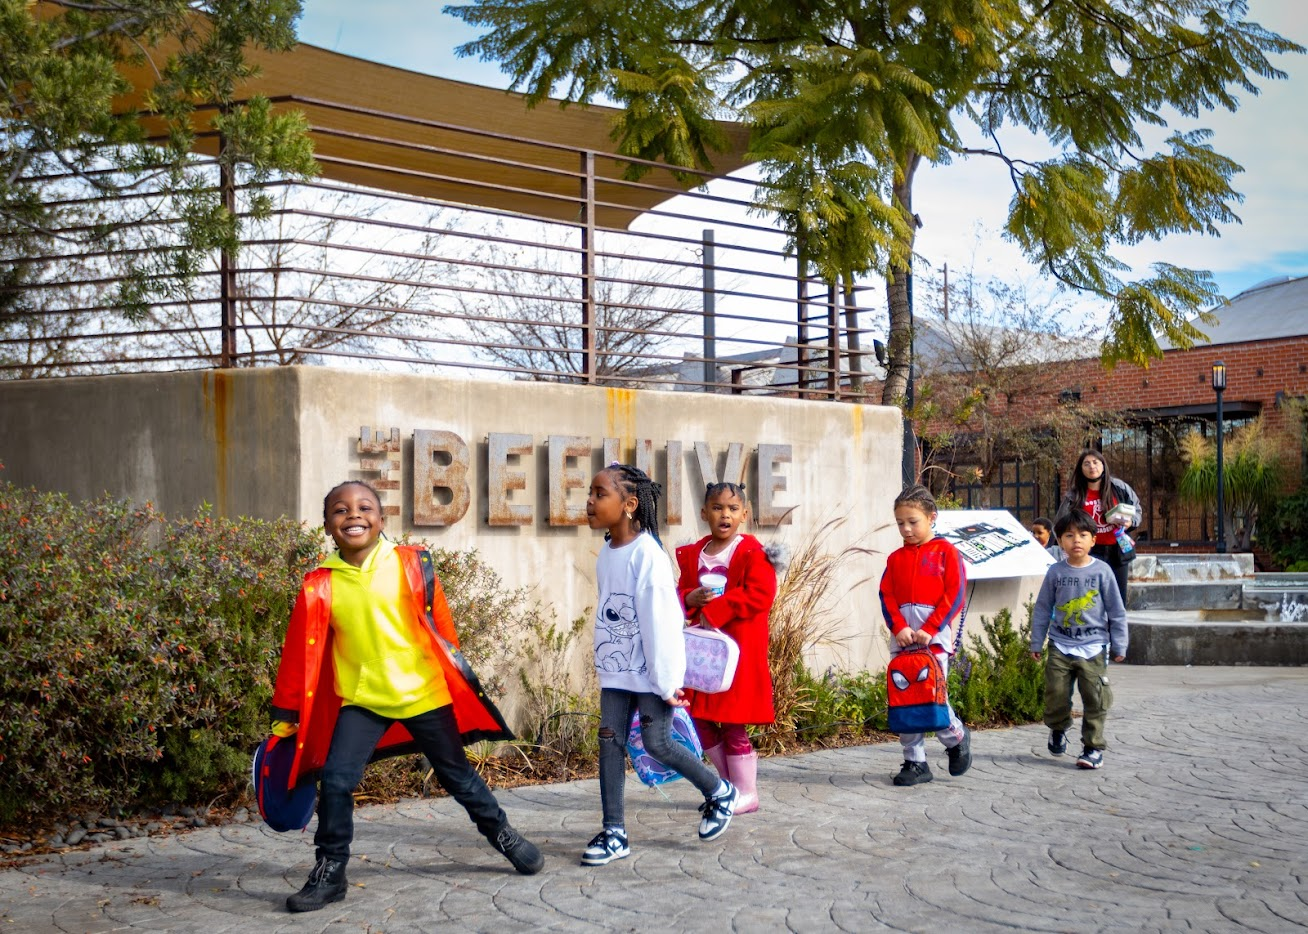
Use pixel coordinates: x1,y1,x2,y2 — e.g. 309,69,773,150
1212,361,1227,554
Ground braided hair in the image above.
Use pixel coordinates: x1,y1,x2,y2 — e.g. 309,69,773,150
322,479,383,524
893,483,938,517
704,481,747,504
604,463,663,545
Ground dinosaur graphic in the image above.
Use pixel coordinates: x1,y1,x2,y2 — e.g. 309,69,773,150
1056,589,1100,629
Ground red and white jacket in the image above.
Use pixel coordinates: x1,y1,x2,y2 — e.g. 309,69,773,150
878,537,967,656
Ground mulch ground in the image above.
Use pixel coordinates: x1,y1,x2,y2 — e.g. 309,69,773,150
0,728,899,865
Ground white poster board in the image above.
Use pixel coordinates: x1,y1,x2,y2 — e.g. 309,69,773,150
934,510,1055,580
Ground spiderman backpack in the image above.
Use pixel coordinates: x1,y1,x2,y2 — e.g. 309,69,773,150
886,647,950,733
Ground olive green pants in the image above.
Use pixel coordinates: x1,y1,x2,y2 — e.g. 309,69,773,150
1043,647,1114,751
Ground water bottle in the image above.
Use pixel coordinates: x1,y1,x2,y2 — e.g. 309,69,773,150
1114,526,1134,555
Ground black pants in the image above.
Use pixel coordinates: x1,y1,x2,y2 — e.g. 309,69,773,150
315,704,505,862
1090,542,1131,604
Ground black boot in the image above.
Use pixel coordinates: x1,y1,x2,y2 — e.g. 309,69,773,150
489,821,544,875
286,857,348,913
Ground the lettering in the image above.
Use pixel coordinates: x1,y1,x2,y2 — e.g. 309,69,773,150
395,431,798,530
755,443,793,527
413,429,470,526
487,432,533,526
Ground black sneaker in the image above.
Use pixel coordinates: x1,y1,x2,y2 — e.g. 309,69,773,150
286,857,348,913
490,822,544,875
697,782,738,841
1076,747,1104,770
947,725,972,776
892,760,933,786
580,828,630,866
1048,729,1068,756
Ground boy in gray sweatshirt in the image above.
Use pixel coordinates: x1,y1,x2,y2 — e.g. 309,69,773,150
1030,509,1128,770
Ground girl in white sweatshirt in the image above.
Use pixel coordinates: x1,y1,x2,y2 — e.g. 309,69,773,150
580,463,738,866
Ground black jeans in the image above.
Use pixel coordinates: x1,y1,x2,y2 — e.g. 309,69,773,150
315,704,505,862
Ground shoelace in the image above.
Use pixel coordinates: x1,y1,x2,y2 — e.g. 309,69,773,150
588,831,622,851
495,826,520,851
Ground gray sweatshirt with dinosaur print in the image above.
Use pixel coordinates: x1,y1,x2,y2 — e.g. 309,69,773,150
1031,557,1128,658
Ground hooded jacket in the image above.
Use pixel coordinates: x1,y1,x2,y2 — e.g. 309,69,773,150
879,536,967,656
270,545,512,790
675,534,777,724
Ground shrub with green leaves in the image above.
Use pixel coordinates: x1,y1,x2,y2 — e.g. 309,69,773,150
791,668,887,740
949,604,1045,726
0,479,551,826
0,484,322,822
1259,490,1308,571
789,603,1043,745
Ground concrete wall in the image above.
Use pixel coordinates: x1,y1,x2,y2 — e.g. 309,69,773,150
0,369,303,518
2,367,948,673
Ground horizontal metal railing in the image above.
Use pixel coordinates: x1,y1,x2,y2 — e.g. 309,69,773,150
0,98,889,400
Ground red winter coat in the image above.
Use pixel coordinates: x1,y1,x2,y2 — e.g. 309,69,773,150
675,534,777,725
270,545,512,791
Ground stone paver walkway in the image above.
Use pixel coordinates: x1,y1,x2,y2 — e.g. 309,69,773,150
2,665,1306,933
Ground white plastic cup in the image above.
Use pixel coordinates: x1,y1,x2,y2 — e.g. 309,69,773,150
700,572,727,596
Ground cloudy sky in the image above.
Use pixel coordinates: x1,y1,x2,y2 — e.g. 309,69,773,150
297,0,1307,312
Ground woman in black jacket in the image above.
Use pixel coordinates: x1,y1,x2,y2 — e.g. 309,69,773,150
1056,449,1140,602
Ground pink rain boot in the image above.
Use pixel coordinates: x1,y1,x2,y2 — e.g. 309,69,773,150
726,751,759,814
704,743,728,782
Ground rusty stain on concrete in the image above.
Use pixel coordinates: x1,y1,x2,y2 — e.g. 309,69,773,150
202,371,230,516
605,388,636,453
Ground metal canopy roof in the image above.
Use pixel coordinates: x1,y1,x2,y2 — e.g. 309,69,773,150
114,35,752,229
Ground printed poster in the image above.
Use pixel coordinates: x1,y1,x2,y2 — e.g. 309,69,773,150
934,510,1055,580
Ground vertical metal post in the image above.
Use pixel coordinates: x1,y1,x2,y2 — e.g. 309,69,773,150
796,242,809,390
579,151,597,383
826,281,839,399
902,267,916,487
218,131,237,368
701,229,716,391
1213,360,1227,553
842,280,864,393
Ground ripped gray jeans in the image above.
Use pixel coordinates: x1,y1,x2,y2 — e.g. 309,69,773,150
598,688,720,829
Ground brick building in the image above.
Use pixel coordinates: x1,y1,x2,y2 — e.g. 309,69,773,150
944,274,1308,548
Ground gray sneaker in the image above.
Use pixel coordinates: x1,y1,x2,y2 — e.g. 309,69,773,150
947,725,972,776
580,828,629,866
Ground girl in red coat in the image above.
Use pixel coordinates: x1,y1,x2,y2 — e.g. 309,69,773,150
676,481,778,814
268,481,542,913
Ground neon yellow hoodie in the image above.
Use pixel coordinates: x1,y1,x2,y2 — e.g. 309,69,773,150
322,537,450,718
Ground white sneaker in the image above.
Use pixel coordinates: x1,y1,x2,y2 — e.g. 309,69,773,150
697,782,738,841
580,828,630,866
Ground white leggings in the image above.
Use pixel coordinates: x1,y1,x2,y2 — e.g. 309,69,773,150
895,651,966,763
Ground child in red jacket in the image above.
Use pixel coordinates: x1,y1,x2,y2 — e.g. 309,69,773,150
878,484,972,787
676,481,778,814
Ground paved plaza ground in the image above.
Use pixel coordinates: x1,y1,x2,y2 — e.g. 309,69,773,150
1,665,1306,933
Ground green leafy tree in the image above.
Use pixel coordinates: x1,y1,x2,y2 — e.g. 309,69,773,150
1,0,316,318
445,0,1301,403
